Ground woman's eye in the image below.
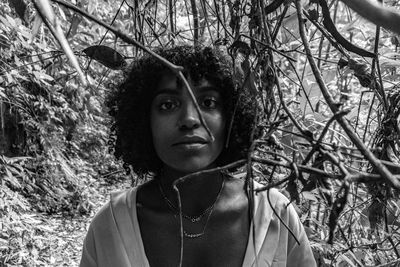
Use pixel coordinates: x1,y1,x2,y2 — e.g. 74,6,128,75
201,97,218,109
159,100,178,111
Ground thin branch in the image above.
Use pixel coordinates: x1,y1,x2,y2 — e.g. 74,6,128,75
190,0,199,46
240,34,296,62
303,109,351,165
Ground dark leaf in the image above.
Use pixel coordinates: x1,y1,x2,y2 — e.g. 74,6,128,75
338,58,348,69
328,184,349,244
214,38,229,46
303,130,314,141
82,45,127,70
264,0,285,14
308,9,319,21
391,36,399,46
367,199,384,230
287,175,301,204
8,0,27,22
68,15,82,38
229,40,251,56
0,34,11,50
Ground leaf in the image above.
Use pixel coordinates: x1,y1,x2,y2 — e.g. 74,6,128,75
57,4,67,21
302,191,318,202
3,170,22,189
380,57,400,68
337,254,357,267
8,0,27,22
30,13,43,43
82,45,127,70
328,184,349,244
68,15,81,37
0,34,10,50
87,1,97,15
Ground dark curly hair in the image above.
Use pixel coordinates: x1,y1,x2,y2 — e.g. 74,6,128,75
108,45,258,176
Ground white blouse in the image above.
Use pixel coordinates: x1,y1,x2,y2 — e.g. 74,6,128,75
80,182,316,267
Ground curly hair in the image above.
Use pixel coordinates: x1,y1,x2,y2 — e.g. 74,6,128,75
107,45,258,176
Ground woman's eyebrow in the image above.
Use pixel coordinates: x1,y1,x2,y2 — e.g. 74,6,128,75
154,88,180,96
154,85,219,96
197,85,220,93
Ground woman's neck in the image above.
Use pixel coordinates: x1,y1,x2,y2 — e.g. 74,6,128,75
157,165,225,215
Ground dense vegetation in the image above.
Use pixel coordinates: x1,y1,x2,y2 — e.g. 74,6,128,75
1,0,400,266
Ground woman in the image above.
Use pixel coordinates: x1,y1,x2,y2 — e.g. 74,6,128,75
80,46,316,267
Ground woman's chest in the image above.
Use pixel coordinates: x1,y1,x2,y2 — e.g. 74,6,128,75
138,206,250,267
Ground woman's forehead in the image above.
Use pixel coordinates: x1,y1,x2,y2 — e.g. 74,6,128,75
155,73,218,94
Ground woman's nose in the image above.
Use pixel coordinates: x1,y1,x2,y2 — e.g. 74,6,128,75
178,101,200,130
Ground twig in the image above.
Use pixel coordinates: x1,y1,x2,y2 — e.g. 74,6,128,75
190,0,199,46
370,0,388,111
169,0,174,39
172,183,184,267
276,62,314,112
199,0,214,44
240,34,296,62
271,3,290,42
177,72,214,141
303,109,351,165
172,160,247,187
267,188,300,246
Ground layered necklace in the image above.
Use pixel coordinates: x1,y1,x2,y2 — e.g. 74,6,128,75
158,177,225,238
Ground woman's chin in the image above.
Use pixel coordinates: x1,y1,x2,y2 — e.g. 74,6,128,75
167,161,217,175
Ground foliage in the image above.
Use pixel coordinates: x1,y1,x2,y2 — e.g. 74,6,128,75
1,0,400,266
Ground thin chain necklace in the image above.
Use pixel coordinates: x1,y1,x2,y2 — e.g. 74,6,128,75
158,177,225,238
158,182,213,222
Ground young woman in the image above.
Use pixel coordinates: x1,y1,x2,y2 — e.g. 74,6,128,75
80,46,316,267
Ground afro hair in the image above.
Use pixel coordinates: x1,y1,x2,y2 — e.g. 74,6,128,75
107,45,258,176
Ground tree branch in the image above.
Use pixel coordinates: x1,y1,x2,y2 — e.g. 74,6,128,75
190,0,199,46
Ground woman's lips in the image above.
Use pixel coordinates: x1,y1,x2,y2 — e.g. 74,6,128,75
172,137,208,150
174,142,207,150
173,136,208,146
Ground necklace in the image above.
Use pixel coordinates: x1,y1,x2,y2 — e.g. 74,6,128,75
158,182,214,222
158,177,225,238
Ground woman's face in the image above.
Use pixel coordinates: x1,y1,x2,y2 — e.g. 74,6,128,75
150,73,226,174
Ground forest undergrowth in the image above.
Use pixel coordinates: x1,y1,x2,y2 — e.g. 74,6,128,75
1,170,131,267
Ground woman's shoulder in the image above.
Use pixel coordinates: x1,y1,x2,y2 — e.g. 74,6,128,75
253,181,290,209
89,187,137,229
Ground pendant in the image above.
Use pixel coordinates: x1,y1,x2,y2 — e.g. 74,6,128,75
184,230,204,238
189,216,202,223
